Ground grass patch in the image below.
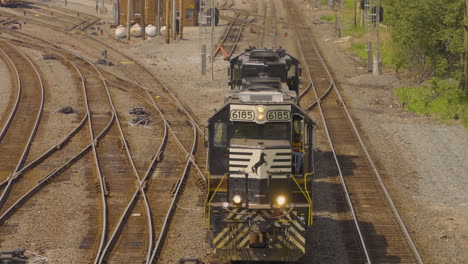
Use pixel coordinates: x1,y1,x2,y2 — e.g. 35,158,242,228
320,15,335,22
350,42,367,61
394,78,468,127
337,0,399,69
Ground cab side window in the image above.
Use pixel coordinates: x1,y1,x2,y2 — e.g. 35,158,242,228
213,122,227,147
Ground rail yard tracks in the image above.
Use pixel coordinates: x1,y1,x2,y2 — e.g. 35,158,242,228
284,0,424,263
0,24,207,263
0,39,44,210
214,12,248,59
0,0,99,32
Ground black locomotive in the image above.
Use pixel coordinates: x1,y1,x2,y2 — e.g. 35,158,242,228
204,48,315,262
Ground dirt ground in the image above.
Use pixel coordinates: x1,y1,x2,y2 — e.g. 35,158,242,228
0,0,467,263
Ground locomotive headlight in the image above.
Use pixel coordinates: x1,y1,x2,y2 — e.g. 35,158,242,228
232,195,242,205
257,114,265,120
276,195,286,206
257,106,265,113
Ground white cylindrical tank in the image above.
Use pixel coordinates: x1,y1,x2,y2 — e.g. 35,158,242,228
130,23,142,37
115,25,126,38
160,25,166,35
145,24,157,37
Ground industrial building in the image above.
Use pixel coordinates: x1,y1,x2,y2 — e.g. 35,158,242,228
118,0,198,27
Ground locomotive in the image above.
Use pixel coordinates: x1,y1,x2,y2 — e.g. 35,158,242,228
204,48,315,262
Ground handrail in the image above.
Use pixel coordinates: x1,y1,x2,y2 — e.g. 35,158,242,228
204,173,229,228
290,174,313,226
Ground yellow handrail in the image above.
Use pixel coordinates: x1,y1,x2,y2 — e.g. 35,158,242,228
204,173,229,228
290,173,313,226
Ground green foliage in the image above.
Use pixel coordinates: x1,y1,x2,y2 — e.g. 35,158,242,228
394,78,468,126
320,15,335,22
350,42,367,61
382,0,464,78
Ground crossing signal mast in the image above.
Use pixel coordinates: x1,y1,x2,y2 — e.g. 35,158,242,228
363,0,383,75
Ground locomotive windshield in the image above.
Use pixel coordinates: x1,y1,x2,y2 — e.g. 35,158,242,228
232,122,289,140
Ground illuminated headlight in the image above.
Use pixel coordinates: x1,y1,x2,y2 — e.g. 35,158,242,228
276,195,286,206
257,106,265,113
232,195,242,205
257,114,264,120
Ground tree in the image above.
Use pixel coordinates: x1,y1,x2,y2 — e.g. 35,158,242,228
383,0,464,83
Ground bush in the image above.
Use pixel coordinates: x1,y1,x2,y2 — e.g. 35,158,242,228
394,78,468,127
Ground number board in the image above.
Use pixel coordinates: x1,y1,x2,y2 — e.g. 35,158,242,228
230,110,255,121
267,110,291,121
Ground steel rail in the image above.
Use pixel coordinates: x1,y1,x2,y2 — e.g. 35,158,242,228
0,45,21,144
73,51,110,264
85,36,205,137
148,122,198,263
37,39,170,264
0,39,45,212
63,59,207,184
79,57,154,264
304,82,334,112
1,22,203,263
0,12,67,31
283,1,373,263
300,14,425,264
23,38,156,264
5,27,207,186
219,13,239,47
0,112,114,225
227,14,247,57
79,17,100,31
0,114,88,188
26,0,99,25
37,35,207,183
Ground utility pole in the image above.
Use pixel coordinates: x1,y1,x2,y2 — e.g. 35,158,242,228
179,0,183,39
172,0,176,40
210,0,215,80
141,0,146,39
353,0,356,28
373,0,381,75
464,0,468,93
127,0,131,40
165,0,170,43
156,0,160,35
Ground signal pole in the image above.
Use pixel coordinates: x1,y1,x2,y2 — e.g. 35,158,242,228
172,0,176,40
127,0,131,40
373,0,381,75
156,0,161,35
211,0,215,80
141,0,146,39
179,0,184,39
464,0,468,93
165,0,170,43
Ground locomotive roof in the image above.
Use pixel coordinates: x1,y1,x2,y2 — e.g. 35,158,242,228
230,48,299,66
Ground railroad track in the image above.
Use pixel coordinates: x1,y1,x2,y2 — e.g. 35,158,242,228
0,0,99,32
0,39,44,210
284,0,424,263
0,29,207,262
258,0,277,48
214,12,248,59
